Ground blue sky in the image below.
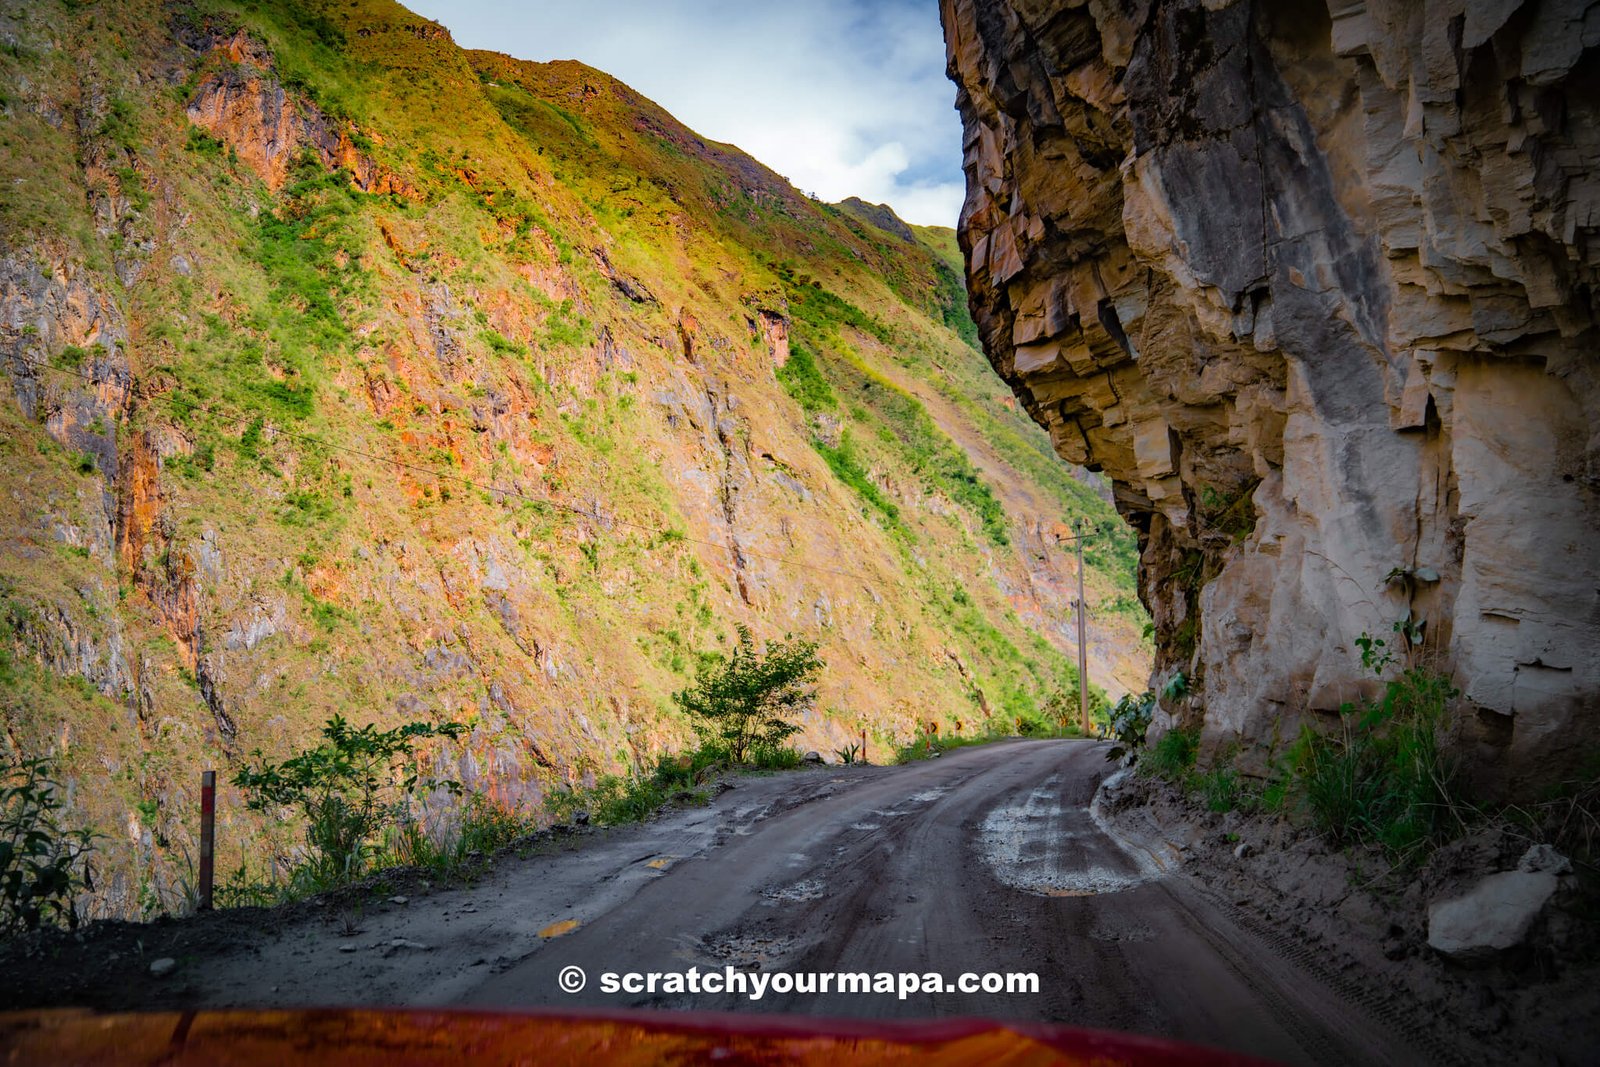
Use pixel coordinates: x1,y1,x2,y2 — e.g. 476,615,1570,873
406,0,966,227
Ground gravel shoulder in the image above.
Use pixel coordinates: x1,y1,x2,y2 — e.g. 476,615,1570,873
0,762,875,1013
1096,769,1600,1066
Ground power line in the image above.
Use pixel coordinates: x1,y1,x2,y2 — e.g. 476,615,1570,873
5,351,893,587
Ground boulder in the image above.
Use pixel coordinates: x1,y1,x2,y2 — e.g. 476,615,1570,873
1518,843,1572,876
802,751,824,765
148,958,176,977
1427,871,1559,964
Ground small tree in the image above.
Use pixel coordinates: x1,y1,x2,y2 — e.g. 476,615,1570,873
1,756,95,936
1104,690,1156,762
674,626,823,763
234,714,466,892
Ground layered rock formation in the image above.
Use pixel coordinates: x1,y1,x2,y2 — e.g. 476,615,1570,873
944,0,1600,783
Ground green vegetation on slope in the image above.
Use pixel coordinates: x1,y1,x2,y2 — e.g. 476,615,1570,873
0,0,1148,922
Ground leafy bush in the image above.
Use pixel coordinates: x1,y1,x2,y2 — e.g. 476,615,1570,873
673,625,822,763
233,715,467,893
1284,660,1460,855
834,742,864,765
545,743,731,827
379,792,537,877
214,861,279,909
1195,766,1243,813
748,743,804,770
1041,672,1109,734
1196,480,1259,543
894,729,950,762
1142,726,1199,782
542,299,591,349
97,96,139,151
1104,690,1155,762
185,126,225,156
480,328,525,357
1,757,95,936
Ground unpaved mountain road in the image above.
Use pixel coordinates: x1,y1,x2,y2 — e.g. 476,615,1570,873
13,741,1428,1064
461,740,1416,1065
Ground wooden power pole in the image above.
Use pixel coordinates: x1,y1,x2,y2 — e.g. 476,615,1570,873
198,770,216,910
1075,520,1089,735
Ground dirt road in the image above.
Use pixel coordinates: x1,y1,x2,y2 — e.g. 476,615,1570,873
13,740,1425,1064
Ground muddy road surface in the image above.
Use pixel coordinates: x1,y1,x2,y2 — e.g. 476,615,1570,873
10,740,1424,1064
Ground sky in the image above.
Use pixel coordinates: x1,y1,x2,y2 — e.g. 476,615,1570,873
405,0,966,228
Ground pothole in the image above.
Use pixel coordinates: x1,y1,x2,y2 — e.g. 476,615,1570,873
700,931,797,970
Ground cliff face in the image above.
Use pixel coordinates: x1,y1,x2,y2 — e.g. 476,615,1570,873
0,0,1147,919
944,0,1600,784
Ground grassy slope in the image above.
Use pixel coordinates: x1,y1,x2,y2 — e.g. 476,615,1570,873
0,0,1146,919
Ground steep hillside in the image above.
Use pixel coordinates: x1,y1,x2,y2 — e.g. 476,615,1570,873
0,0,1145,919
943,0,1600,787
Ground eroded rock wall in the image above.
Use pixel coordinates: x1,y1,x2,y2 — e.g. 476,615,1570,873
944,0,1600,785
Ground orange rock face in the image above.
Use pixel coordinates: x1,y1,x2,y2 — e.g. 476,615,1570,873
186,31,418,198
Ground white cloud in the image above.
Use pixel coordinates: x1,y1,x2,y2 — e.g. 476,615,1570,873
405,0,965,227
892,183,967,228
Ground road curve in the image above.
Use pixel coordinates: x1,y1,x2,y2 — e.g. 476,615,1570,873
462,740,1415,1065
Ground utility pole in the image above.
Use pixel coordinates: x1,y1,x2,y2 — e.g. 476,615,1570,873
1074,519,1089,736
198,770,216,910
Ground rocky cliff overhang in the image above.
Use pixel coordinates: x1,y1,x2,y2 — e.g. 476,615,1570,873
943,0,1600,785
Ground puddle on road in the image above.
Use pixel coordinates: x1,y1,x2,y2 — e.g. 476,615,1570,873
762,878,825,903
643,855,677,870
980,780,1157,897
538,919,581,938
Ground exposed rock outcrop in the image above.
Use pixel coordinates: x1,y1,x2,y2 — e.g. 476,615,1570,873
184,29,417,197
837,197,918,243
944,0,1600,785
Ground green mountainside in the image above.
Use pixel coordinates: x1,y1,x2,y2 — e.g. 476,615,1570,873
0,0,1146,918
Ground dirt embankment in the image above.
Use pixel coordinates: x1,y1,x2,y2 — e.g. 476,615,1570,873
1096,771,1600,1066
